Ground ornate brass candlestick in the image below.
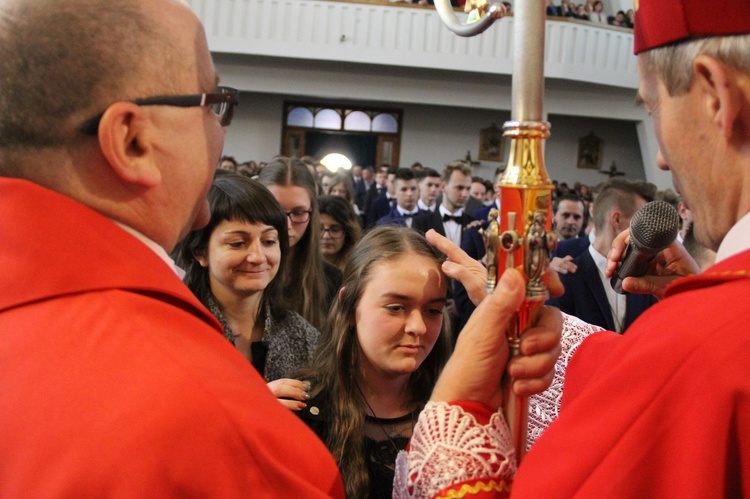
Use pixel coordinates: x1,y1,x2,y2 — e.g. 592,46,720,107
495,121,554,461
434,0,553,461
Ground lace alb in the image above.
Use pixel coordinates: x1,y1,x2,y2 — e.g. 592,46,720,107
393,401,516,499
527,313,603,448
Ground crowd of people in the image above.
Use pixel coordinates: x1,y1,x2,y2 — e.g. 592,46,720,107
546,0,634,27
3,0,749,497
191,153,708,348
385,0,635,28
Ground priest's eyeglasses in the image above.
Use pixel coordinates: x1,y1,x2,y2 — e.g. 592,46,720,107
79,86,239,135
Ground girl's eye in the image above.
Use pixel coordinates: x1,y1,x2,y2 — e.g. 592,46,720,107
227,241,245,248
262,239,278,247
428,308,444,317
386,305,405,313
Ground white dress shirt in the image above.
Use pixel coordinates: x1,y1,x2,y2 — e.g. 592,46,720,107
418,199,437,212
113,221,185,279
589,244,626,333
439,206,464,247
397,207,420,228
716,211,750,263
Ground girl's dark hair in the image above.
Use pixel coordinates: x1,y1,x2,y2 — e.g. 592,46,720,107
318,195,361,271
256,156,330,329
174,172,289,322
300,226,452,498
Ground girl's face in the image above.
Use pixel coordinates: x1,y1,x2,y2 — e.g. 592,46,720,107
329,182,349,200
266,184,312,248
195,219,281,299
320,213,346,257
355,253,446,381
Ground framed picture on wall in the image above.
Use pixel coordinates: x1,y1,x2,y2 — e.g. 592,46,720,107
577,132,602,169
478,124,503,162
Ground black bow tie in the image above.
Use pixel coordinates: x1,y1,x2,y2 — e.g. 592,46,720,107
402,211,418,219
442,214,462,223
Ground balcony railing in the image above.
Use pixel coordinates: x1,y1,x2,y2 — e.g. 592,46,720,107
188,0,637,89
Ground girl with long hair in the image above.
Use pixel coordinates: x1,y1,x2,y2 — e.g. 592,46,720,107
297,226,452,498
257,157,342,330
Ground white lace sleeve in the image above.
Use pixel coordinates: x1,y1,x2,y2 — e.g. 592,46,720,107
527,313,603,449
393,401,515,499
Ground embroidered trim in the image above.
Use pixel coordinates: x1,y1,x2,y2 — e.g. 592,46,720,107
393,401,515,499
435,479,512,498
704,270,748,277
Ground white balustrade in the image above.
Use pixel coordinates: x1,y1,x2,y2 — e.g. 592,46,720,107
188,0,637,89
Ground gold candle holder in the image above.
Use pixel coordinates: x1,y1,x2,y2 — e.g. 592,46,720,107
490,120,555,461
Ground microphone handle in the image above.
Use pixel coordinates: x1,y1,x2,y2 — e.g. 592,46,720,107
610,244,656,294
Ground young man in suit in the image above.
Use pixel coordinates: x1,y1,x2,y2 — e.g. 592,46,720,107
413,162,478,338
547,179,655,332
413,162,475,247
375,168,426,228
364,165,396,228
416,167,442,212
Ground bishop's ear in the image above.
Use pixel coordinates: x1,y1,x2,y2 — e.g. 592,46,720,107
693,55,742,140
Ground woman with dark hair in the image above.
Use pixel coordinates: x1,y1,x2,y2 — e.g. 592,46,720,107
318,195,362,273
174,173,316,410
257,157,342,330
296,226,452,498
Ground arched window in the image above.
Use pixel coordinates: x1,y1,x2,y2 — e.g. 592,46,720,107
282,102,402,167
286,106,314,127
372,113,399,133
314,108,341,130
344,110,371,131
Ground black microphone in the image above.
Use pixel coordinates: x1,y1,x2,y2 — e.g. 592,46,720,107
610,200,680,294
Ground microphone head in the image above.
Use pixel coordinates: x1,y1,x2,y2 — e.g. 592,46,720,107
629,200,680,253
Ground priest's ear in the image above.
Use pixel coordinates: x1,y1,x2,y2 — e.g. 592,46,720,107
96,102,161,187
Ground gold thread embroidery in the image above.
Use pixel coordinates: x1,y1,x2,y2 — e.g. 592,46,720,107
702,270,748,278
436,479,512,498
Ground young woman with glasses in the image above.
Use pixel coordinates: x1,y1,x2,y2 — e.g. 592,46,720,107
174,172,317,410
318,195,362,273
257,157,343,331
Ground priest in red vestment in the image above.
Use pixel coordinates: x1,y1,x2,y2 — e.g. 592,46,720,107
0,1,343,496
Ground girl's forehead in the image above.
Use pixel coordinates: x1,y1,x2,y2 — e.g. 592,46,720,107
363,254,445,291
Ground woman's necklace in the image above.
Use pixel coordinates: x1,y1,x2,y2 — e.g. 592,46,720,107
355,381,414,453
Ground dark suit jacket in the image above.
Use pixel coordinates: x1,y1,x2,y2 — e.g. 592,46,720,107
461,226,486,261
453,223,490,337
375,207,427,228
553,236,591,259
471,203,494,222
354,179,371,212
363,184,381,216
412,210,474,239
547,249,657,333
365,189,392,228
464,197,484,218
